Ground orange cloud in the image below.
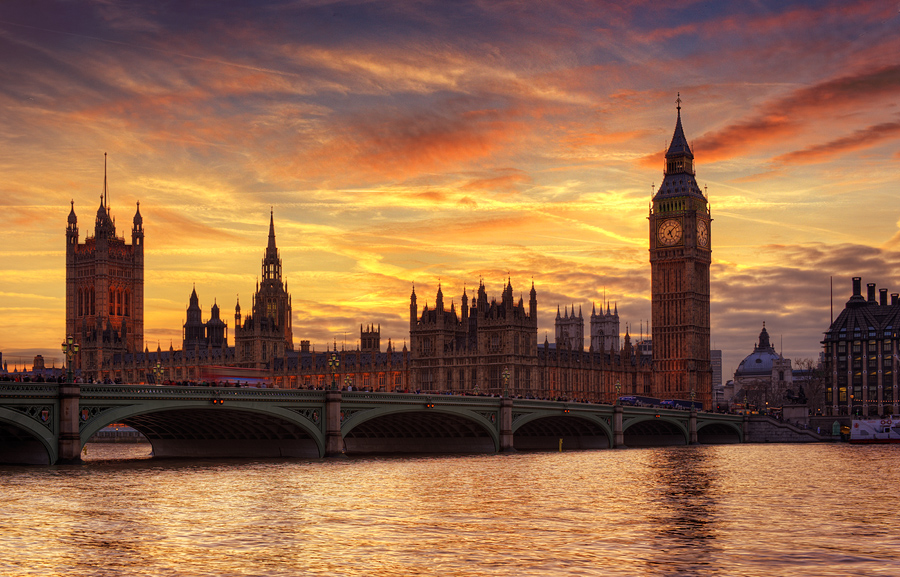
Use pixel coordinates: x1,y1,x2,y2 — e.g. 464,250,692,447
566,129,648,150
773,121,900,166
280,105,531,185
638,64,900,167
461,170,531,194
144,207,246,249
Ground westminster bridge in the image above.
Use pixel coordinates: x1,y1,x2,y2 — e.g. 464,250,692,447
0,383,746,465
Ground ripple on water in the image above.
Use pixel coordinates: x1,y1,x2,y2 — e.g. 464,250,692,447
2,444,900,576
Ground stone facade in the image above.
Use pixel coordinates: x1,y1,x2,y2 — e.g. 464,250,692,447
406,280,652,400
409,280,539,394
822,277,900,417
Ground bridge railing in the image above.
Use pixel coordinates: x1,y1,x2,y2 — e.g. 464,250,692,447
0,383,59,397
79,384,326,401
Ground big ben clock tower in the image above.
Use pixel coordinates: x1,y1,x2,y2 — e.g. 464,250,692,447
649,95,712,409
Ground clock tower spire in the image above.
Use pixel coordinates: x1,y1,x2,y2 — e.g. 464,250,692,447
648,95,712,408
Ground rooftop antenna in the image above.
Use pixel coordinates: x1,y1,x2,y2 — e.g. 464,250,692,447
103,152,108,207
830,276,834,325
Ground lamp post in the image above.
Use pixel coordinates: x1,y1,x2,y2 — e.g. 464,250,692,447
615,381,621,405
152,361,164,385
344,374,352,391
690,388,696,411
60,335,80,384
328,353,339,390
502,367,510,398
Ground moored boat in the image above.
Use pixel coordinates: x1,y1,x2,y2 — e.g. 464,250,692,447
850,415,900,444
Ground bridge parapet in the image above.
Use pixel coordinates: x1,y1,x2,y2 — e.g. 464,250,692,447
80,384,325,401
0,383,59,397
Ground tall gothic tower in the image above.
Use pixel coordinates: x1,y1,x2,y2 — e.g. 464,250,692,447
65,154,144,381
234,210,293,367
648,96,712,408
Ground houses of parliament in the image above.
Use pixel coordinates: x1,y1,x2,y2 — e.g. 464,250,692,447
65,101,712,408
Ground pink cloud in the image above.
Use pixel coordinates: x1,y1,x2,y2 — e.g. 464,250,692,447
638,64,900,167
773,121,900,165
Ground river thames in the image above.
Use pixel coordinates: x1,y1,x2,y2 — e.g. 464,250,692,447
1,443,897,576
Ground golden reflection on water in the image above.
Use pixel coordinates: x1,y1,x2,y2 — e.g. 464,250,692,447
1,444,899,576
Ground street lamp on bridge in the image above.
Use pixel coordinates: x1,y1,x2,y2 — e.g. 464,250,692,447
344,374,352,391
61,335,79,384
152,361,164,385
328,353,339,390
615,381,621,404
502,367,510,398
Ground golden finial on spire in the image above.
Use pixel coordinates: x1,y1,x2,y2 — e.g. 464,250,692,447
676,92,682,112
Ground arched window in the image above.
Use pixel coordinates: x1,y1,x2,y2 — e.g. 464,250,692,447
124,291,130,317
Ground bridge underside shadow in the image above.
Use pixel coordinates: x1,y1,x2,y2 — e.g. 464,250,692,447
0,422,50,465
514,416,610,451
698,423,741,444
624,420,686,447
343,411,495,453
122,409,320,459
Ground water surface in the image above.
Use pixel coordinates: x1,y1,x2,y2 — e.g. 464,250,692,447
1,444,897,576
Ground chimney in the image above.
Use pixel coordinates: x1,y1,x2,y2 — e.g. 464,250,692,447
867,283,876,302
852,277,862,296
880,288,888,306
893,294,899,306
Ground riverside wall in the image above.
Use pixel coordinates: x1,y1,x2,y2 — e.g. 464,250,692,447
744,415,836,443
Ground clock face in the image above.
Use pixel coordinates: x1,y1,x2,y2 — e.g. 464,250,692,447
657,219,683,246
697,220,709,248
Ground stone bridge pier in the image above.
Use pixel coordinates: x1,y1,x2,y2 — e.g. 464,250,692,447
325,390,343,457
58,382,81,463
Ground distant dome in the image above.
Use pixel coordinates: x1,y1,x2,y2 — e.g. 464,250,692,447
735,324,781,377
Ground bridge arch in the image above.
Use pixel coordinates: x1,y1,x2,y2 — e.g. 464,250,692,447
0,407,56,465
512,411,612,450
341,406,498,453
81,403,325,459
697,420,742,444
623,416,689,446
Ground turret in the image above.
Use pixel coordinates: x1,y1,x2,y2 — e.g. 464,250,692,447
461,286,469,324
410,284,417,328
261,209,282,282
529,281,537,321
132,201,143,251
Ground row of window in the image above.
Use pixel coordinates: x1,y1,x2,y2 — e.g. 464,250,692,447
75,287,131,317
830,386,896,403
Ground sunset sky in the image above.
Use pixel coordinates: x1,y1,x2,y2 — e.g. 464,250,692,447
1,1,898,380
